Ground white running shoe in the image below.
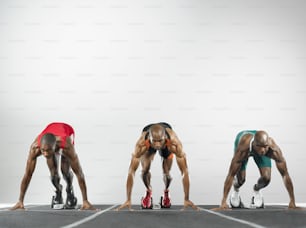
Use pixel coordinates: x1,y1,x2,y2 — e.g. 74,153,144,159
251,190,264,208
230,190,242,208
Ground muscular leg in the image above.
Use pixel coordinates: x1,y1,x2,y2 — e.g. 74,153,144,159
254,167,271,191
160,156,173,208
61,155,77,208
140,152,155,190
233,170,246,191
46,154,63,206
140,152,155,208
61,155,74,193
229,169,246,208
162,157,173,190
46,154,62,192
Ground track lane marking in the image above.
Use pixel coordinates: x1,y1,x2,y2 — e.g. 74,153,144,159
198,207,267,228
0,204,44,211
60,204,118,228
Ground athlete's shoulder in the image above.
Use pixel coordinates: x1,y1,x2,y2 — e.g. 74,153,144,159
132,132,149,157
136,132,148,146
165,128,182,149
165,127,176,139
29,138,42,158
268,137,281,152
237,133,253,152
239,132,253,142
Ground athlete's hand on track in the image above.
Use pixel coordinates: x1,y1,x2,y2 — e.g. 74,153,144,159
211,202,231,211
115,200,133,211
10,201,25,210
288,201,305,210
80,200,98,210
181,199,200,211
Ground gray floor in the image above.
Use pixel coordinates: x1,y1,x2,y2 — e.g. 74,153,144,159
1,205,306,228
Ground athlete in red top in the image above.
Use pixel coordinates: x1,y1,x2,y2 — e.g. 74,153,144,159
116,122,198,211
11,122,95,210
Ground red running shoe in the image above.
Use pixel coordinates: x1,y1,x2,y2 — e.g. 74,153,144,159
141,190,153,209
160,190,171,208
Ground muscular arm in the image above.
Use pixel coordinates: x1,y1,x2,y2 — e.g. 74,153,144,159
125,156,140,201
60,138,96,210
217,135,250,210
11,141,40,210
62,139,88,202
221,151,245,207
166,128,198,210
126,133,148,200
116,132,148,211
269,138,297,208
116,132,148,210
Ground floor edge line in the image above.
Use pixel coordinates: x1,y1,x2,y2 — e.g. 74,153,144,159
198,207,267,228
60,204,118,228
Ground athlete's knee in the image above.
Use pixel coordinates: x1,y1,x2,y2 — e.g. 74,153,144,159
260,169,271,185
142,170,151,188
261,174,271,185
62,171,74,187
142,170,151,179
234,176,245,189
60,156,70,170
163,174,172,182
254,174,271,191
62,170,73,180
51,174,62,190
51,174,60,184
180,169,189,178
238,176,246,186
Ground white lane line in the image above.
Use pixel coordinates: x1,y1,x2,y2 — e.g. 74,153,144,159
26,204,47,209
121,210,187,212
61,204,118,228
198,207,267,228
0,204,14,209
0,204,44,211
0,208,9,212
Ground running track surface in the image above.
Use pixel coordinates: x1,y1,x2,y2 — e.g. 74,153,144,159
1,204,306,228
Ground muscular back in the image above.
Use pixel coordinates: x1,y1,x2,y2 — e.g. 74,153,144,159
234,133,252,162
235,133,283,163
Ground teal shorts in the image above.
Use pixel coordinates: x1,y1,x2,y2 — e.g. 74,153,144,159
234,130,271,171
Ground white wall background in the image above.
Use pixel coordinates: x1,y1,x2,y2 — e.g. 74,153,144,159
0,0,306,205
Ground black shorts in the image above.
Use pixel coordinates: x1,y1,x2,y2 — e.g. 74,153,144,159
148,146,172,159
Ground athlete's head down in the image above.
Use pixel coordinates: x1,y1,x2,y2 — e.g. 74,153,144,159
149,124,166,150
40,133,57,158
253,130,269,156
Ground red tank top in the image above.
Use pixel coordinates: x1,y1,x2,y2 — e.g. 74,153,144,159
37,123,75,149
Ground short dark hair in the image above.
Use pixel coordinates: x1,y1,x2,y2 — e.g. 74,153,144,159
40,133,56,146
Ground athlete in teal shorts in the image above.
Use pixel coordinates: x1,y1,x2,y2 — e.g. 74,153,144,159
234,130,271,171
214,130,299,210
